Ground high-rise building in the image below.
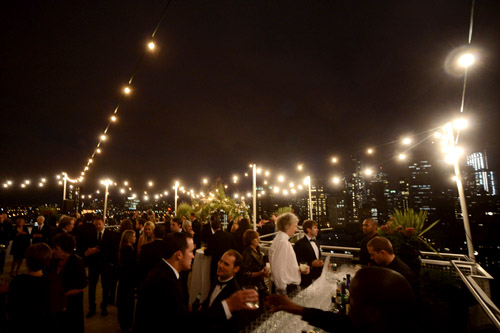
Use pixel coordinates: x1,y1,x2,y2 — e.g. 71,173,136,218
366,169,389,223
408,160,435,213
310,183,327,223
466,151,497,196
347,155,367,224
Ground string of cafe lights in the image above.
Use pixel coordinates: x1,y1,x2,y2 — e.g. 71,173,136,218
0,118,469,202
67,0,173,184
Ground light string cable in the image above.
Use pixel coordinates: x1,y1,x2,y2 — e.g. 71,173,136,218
76,0,173,182
456,0,476,144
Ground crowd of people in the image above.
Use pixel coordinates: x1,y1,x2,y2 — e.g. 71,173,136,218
0,210,421,333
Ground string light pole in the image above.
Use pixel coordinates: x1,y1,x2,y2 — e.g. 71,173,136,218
442,121,475,260
304,176,313,219
251,164,257,230
101,179,113,222
173,181,179,215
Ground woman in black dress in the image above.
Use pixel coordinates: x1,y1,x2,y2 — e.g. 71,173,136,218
48,233,87,333
117,230,137,333
8,243,65,332
241,230,270,308
233,218,251,253
9,218,30,277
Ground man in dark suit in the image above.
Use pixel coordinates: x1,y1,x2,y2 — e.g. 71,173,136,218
134,232,258,332
294,220,324,287
190,213,202,249
200,250,242,331
367,236,419,293
205,217,237,282
359,218,378,266
84,216,116,317
31,215,49,244
200,213,217,245
138,225,167,284
257,214,276,239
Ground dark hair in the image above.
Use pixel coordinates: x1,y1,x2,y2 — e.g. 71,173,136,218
243,229,259,248
93,216,104,224
238,218,251,231
210,216,221,230
154,225,166,239
137,218,146,227
59,216,73,230
302,219,317,234
210,213,219,223
25,243,52,272
141,213,149,220
190,212,196,218
223,249,243,268
52,232,76,254
172,218,182,226
15,217,25,227
164,232,192,259
119,219,134,234
367,236,394,254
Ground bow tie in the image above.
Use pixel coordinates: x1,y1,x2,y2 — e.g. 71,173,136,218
309,238,317,242
216,279,231,287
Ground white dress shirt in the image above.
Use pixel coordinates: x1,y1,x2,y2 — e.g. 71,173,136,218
305,235,320,259
269,231,300,292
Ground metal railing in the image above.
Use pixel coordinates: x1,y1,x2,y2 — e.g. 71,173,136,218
259,234,500,331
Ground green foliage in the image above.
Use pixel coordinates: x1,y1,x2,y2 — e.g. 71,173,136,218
379,209,440,254
274,206,292,216
175,202,193,219
191,185,248,222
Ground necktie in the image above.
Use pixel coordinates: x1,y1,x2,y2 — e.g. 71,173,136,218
98,231,102,242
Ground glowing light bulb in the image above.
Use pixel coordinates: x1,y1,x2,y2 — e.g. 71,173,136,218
111,116,117,122
148,41,155,50
283,190,289,195
278,175,285,182
123,86,131,95
365,169,373,176
263,180,268,185
234,194,238,199
398,153,406,160
434,132,442,139
203,178,208,184
454,118,468,130
458,53,475,68
148,181,153,187
402,138,412,145
265,171,270,176
367,148,374,154
274,187,279,193
101,135,107,141
41,178,46,183
120,188,125,193
297,164,303,171
7,181,12,185
331,157,338,163
289,182,294,188
332,177,340,184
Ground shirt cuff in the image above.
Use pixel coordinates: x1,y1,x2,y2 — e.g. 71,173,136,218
221,300,232,320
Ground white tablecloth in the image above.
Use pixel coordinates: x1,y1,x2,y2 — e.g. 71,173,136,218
189,248,212,305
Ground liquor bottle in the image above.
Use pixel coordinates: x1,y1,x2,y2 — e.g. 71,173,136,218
346,274,351,290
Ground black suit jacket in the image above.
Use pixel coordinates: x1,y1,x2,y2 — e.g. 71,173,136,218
137,239,167,283
191,219,202,249
201,277,241,332
200,222,213,245
294,236,322,287
84,228,116,266
30,225,50,244
135,261,227,332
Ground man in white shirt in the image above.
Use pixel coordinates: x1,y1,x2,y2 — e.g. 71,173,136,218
269,213,309,295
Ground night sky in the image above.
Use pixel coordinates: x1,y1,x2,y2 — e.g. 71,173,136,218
1,0,500,199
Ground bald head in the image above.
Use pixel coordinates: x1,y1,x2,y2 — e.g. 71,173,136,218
349,266,415,332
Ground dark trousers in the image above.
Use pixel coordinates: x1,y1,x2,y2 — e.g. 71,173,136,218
0,249,6,275
117,281,135,331
88,262,112,311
